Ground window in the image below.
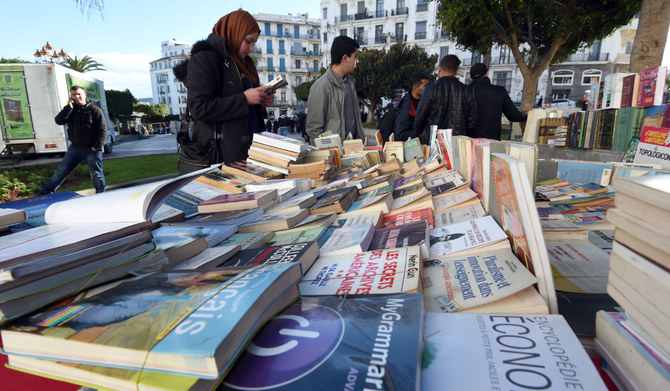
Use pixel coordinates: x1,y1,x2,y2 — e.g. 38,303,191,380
357,1,365,14
166,85,170,93
280,58,286,72
340,28,347,37
268,74,275,83
376,0,384,17
265,22,271,36
396,0,406,15
551,89,571,100
280,91,286,102
499,46,510,64
625,41,633,54
493,71,512,93
277,24,283,37
395,23,404,42
323,7,328,19
313,44,319,55
324,32,328,43
279,40,285,55
294,26,300,39
415,21,427,40
440,46,449,60
581,69,602,85
313,60,319,71
552,70,574,86
375,25,384,44
267,58,274,71
296,76,302,85
295,59,301,69
416,0,428,12
266,40,273,54
340,4,347,21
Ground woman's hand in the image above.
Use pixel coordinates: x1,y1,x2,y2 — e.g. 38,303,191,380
261,89,275,108
244,87,271,105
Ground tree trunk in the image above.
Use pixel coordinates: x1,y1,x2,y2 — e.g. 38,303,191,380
630,0,670,73
519,71,540,113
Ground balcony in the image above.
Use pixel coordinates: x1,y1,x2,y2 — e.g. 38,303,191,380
355,11,373,20
415,32,427,40
375,10,386,18
490,55,515,65
566,52,610,62
395,7,409,15
354,36,368,46
375,36,386,44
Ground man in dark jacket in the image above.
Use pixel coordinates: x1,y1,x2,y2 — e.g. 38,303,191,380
394,72,429,142
468,63,527,140
40,85,107,194
414,55,476,144
377,104,397,142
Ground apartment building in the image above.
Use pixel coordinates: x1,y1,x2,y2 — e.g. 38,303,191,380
149,40,191,116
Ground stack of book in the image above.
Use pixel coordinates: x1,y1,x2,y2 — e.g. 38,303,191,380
246,132,310,175
596,175,670,389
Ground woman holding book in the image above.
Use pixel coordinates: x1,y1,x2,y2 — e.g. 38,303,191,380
179,10,273,174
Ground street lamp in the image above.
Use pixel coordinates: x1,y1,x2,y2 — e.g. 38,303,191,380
34,41,67,63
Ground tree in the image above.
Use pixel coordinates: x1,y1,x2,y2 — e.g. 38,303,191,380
63,55,105,72
294,79,316,102
73,0,104,17
105,89,136,119
629,0,670,73
436,0,642,112
0,58,30,64
133,103,169,123
354,42,438,122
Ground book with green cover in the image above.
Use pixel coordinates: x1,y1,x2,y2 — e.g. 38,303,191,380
1,263,302,379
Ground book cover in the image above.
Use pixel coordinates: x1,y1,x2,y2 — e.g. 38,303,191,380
620,74,639,108
299,247,422,296
195,170,251,193
423,313,607,390
403,138,424,163
633,126,670,169
238,209,309,233
330,210,383,229
319,222,376,256
422,248,538,312
429,215,508,258
222,294,422,390
216,232,274,250
382,207,434,229
637,66,668,107
1,263,302,379
309,186,358,215
170,245,240,270
246,157,290,175
222,161,284,182
0,192,80,227
253,132,309,153
267,226,327,246
343,184,393,215
433,203,486,228
221,241,319,275
314,134,343,155
369,220,430,259
546,241,610,293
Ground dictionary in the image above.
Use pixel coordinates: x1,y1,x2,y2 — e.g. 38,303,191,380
221,294,423,390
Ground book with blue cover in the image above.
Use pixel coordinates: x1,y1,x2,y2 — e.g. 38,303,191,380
0,191,80,227
1,263,302,379
222,294,423,390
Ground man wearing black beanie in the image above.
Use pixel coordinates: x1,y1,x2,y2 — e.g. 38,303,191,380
469,63,527,140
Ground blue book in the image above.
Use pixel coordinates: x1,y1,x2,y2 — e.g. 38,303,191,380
555,160,612,184
222,294,423,390
0,191,80,227
1,263,302,379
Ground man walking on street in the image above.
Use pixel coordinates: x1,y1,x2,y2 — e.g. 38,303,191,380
414,55,476,144
468,63,527,140
40,85,107,194
394,72,429,142
306,36,365,143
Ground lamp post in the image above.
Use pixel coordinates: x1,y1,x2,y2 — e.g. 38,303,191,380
33,41,68,64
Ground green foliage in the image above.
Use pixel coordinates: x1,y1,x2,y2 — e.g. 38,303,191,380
133,103,170,123
63,55,105,72
354,42,437,115
0,58,31,64
0,167,51,202
105,89,136,119
294,79,316,101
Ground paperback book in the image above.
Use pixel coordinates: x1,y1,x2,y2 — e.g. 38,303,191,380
429,216,508,258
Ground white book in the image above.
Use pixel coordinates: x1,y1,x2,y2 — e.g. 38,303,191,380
433,202,486,228
319,222,376,256
429,215,508,258
545,241,610,293
249,145,300,161
252,131,309,153
246,157,289,175
423,312,607,391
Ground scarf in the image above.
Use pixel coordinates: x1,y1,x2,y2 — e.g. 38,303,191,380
212,10,260,86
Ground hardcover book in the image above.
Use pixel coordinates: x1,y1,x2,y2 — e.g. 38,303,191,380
222,294,423,390
423,313,607,390
1,263,303,379
422,248,538,312
196,190,278,214
636,66,667,107
299,247,422,296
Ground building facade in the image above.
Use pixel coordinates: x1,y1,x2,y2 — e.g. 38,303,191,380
149,40,191,116
253,13,323,119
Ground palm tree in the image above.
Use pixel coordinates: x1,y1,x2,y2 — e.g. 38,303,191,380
63,55,105,73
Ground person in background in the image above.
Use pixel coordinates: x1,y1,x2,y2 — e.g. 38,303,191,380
40,85,107,194
277,114,289,136
377,103,398,142
306,35,365,143
414,55,476,144
468,63,527,140
394,72,429,142
180,9,273,174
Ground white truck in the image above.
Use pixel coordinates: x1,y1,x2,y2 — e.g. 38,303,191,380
0,63,115,159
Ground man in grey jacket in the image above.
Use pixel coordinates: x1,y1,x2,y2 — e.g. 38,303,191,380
306,36,365,143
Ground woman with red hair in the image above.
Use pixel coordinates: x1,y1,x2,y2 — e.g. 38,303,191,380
179,10,273,173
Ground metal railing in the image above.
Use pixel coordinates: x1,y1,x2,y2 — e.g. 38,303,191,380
566,52,609,62
415,32,427,40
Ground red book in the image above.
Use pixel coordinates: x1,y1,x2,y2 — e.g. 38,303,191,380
637,66,667,107
381,207,434,229
620,74,638,108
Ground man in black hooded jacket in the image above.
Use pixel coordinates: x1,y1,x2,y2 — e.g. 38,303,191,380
468,63,527,140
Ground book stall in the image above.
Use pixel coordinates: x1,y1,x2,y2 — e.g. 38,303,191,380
0,65,669,390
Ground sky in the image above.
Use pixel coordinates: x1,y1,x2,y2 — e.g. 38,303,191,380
2,1,669,100
0,0,321,99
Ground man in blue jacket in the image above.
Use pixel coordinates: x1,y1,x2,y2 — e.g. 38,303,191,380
468,63,527,140
394,72,429,142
